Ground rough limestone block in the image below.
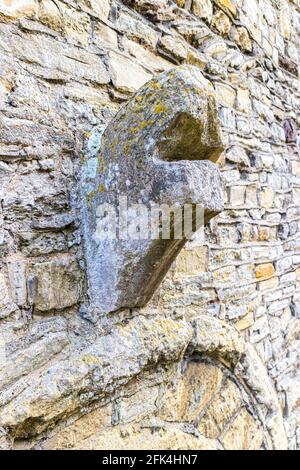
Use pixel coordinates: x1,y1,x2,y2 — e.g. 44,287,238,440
7,259,27,307
0,0,38,20
83,65,224,315
0,272,17,318
29,257,82,312
192,0,213,23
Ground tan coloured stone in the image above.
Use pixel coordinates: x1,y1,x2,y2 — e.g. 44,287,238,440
123,38,172,72
255,263,275,280
257,276,279,292
186,50,207,70
259,227,270,241
108,52,152,93
175,246,208,276
229,185,246,207
215,0,236,17
43,404,113,450
236,88,252,113
235,311,254,331
38,0,61,31
159,35,188,61
159,361,224,422
233,27,252,53
72,425,222,450
192,0,213,23
83,0,110,20
94,22,118,48
215,83,236,108
0,0,37,19
221,408,263,450
30,257,82,312
280,6,291,40
291,160,300,176
198,379,242,439
61,4,91,46
212,11,231,37
260,186,274,208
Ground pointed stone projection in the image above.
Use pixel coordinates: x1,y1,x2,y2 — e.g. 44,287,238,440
82,65,225,315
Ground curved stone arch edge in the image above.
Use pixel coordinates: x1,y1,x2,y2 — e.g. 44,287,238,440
0,315,287,450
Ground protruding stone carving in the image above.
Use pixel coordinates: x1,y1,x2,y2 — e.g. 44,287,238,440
82,66,224,315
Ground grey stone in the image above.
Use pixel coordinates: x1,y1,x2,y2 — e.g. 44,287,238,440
82,66,224,315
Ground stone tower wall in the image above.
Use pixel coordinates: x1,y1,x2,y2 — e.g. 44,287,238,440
0,0,300,450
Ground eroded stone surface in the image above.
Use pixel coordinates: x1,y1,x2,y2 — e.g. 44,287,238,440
83,65,224,315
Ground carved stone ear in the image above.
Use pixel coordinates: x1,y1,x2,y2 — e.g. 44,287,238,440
82,65,226,315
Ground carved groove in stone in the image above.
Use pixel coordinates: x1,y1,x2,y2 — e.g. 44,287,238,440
83,66,225,314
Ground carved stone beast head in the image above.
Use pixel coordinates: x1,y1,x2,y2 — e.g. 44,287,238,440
82,65,225,315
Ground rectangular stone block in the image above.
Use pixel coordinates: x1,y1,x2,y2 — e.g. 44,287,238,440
255,263,275,280
215,83,236,108
175,246,209,276
0,0,38,20
215,0,237,17
30,257,82,312
257,276,279,292
230,186,246,207
108,51,152,93
250,316,269,343
0,272,17,319
7,259,27,307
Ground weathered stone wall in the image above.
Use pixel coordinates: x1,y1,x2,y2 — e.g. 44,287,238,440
0,0,300,450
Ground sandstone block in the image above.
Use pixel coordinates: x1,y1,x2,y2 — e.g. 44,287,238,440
30,257,82,312
230,185,246,207
7,259,27,307
255,263,275,280
159,360,223,422
236,88,252,113
192,0,213,23
221,408,263,450
260,186,274,208
233,27,252,53
175,246,208,276
108,52,152,93
0,0,37,20
215,0,237,17
0,272,17,318
38,0,61,31
258,276,279,292
280,6,291,40
158,35,188,62
235,311,254,331
215,83,236,108
211,10,231,37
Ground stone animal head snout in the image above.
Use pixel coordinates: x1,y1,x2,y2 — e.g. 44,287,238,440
83,66,225,315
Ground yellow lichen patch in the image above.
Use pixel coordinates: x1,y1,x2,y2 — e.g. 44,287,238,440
154,104,169,114
87,190,95,208
98,183,106,193
140,119,154,130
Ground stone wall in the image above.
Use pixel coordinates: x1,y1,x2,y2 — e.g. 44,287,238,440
0,0,299,450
